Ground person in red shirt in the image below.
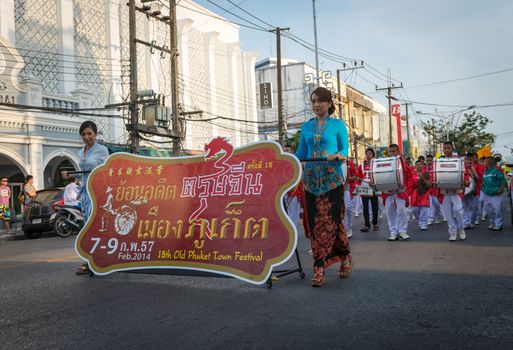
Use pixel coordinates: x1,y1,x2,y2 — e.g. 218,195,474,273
463,152,482,229
410,160,431,230
425,154,444,225
382,144,413,241
472,153,486,224
357,148,380,232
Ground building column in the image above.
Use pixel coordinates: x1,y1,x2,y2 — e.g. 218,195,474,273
204,31,220,138
30,141,44,190
56,0,75,94
0,0,15,45
105,0,124,144
227,43,241,146
246,52,259,143
177,19,193,150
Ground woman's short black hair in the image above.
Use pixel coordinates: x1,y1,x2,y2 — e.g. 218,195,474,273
79,120,98,135
365,148,375,156
25,175,33,183
310,86,336,115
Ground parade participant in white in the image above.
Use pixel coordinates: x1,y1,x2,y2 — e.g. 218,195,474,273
425,154,444,225
436,142,468,241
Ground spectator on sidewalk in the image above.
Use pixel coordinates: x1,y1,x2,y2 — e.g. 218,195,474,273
0,177,13,235
23,175,37,206
482,156,507,231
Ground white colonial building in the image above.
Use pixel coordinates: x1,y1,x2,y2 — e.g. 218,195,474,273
0,0,258,212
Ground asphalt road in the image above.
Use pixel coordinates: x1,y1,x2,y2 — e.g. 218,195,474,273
1,206,513,349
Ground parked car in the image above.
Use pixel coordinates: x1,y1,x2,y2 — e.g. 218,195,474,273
22,188,64,239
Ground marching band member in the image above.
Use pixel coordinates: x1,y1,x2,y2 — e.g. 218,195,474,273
471,153,486,225
382,144,412,241
426,154,444,225
357,148,380,232
410,160,431,230
482,156,507,230
462,153,481,229
439,142,469,241
344,158,358,238
295,86,351,287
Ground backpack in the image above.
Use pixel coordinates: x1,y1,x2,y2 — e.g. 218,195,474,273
18,192,26,204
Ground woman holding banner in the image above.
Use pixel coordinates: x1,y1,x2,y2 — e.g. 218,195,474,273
295,86,351,287
63,121,109,274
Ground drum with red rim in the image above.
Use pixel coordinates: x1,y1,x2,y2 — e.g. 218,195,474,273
370,156,404,194
433,158,464,192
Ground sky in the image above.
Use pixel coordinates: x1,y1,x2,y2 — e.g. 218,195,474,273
194,0,513,157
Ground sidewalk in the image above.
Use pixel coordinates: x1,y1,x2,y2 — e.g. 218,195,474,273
0,222,26,243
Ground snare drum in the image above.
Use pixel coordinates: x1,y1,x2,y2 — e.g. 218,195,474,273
357,181,374,197
370,156,404,194
433,158,464,192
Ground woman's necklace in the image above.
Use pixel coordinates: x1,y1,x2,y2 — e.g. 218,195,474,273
313,115,329,158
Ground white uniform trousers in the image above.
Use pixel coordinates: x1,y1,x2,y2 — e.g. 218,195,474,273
462,195,479,226
344,189,353,229
482,193,503,228
285,195,301,230
385,195,409,235
428,195,444,223
441,194,464,235
412,206,429,228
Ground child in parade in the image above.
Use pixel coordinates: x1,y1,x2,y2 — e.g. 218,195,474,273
482,156,507,230
0,177,13,235
462,153,481,229
382,144,412,241
357,148,380,232
410,160,431,231
425,154,444,225
439,142,469,241
344,158,358,238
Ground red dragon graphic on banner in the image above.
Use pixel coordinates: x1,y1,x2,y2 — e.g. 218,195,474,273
75,139,301,284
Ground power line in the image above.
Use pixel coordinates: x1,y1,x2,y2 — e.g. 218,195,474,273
407,67,513,89
203,0,271,31
225,0,274,28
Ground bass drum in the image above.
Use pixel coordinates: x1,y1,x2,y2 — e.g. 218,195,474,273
370,156,404,194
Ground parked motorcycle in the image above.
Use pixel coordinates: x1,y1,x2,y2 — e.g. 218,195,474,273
50,204,84,238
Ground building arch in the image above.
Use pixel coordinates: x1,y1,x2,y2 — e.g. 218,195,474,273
43,149,80,188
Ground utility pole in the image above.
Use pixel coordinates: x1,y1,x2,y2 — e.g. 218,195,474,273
128,0,139,154
376,69,402,145
337,61,364,162
402,102,412,157
270,27,289,146
169,0,180,155
312,0,320,86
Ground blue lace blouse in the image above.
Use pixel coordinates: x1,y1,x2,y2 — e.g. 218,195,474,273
295,116,349,196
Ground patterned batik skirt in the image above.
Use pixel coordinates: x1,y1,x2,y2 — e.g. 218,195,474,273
304,185,351,268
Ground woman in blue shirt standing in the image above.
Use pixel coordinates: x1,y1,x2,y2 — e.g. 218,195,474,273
63,121,109,274
295,87,351,287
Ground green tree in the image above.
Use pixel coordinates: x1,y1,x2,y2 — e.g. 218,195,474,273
421,111,495,154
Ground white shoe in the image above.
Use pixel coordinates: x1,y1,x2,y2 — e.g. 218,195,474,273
347,229,353,238
481,213,487,221
469,224,475,229
475,219,480,225
420,226,427,231
435,219,441,224
427,221,433,226
388,234,398,241
442,218,447,222
458,229,466,240
399,232,410,240
488,224,495,230
354,213,359,217
449,233,457,241
463,224,470,229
